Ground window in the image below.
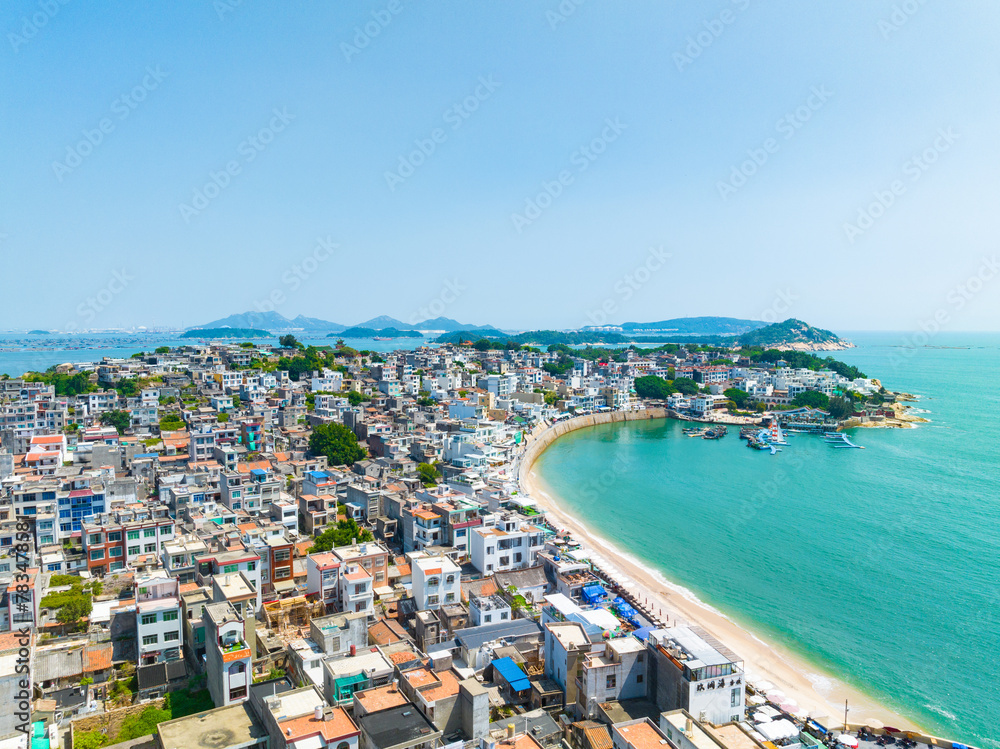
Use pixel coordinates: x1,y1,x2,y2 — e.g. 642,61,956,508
637,653,644,664
274,567,291,579
142,634,158,645
108,531,122,542
636,674,643,683
90,549,104,561
445,593,455,603
141,613,157,625
145,544,156,553
138,587,148,595
731,687,740,707
247,561,256,571
500,611,508,620
164,630,179,641
606,674,616,689
274,549,290,561
109,547,122,557
127,531,140,540
445,574,455,584
129,546,140,556
427,577,439,587
163,610,178,621
223,564,238,573
144,528,156,537
88,533,102,545
428,595,439,606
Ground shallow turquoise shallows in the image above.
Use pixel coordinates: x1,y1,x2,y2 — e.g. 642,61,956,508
534,332,1000,749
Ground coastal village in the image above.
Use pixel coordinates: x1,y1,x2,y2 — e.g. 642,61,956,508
0,339,952,749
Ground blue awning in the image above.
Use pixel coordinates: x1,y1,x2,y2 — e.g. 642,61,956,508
581,585,607,603
492,656,531,692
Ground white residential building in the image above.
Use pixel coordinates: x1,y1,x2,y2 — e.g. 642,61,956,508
411,554,461,611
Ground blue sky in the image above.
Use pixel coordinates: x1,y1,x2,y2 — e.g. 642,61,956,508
2,1,999,332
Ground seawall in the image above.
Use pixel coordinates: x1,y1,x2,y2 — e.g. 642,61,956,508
518,407,669,488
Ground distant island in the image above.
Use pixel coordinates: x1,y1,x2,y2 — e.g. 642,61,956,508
436,319,852,351
331,327,424,339
181,328,271,339
734,319,853,351
28,330,50,335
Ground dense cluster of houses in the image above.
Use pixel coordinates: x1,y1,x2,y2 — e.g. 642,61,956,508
0,341,861,749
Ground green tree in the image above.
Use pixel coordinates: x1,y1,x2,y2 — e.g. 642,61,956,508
154,346,170,354
159,414,186,432
346,391,366,406
827,396,854,419
310,519,373,551
114,377,140,398
309,423,366,466
633,375,673,400
791,390,830,409
417,462,440,486
672,377,699,395
100,410,131,435
279,334,301,349
723,388,750,409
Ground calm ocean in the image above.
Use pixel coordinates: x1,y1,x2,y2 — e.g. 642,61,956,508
534,332,1000,748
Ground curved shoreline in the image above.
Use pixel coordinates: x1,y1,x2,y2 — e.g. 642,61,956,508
515,409,922,734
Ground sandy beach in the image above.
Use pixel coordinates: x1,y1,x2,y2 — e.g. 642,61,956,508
517,419,921,734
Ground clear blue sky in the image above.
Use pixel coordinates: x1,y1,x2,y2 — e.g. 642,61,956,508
3,1,999,332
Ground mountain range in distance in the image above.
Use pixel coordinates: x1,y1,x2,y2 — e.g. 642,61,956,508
188,311,496,334
187,313,847,350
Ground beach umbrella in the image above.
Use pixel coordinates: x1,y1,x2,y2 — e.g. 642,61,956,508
836,735,859,748
765,690,786,703
883,727,901,734
779,702,799,714
866,719,884,730
754,680,776,692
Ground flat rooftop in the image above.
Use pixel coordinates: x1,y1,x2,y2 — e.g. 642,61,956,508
157,702,265,749
358,704,441,749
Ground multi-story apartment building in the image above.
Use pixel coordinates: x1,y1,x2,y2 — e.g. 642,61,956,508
411,555,461,611
135,574,183,665
306,552,341,613
470,516,546,576
204,601,253,707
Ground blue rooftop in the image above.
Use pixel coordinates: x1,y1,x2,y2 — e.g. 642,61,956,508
250,468,267,476
492,656,530,692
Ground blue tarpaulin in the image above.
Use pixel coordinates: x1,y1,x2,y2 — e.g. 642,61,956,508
581,585,607,604
493,656,531,692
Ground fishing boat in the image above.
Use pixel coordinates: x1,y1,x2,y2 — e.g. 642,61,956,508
684,427,708,437
739,426,758,440
702,426,727,440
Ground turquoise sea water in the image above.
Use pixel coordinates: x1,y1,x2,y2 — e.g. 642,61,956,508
534,332,1000,748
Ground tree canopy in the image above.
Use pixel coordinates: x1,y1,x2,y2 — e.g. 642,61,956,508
309,423,366,466
100,410,130,435
310,518,373,551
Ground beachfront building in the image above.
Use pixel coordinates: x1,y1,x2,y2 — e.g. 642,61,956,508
646,626,745,725
469,516,546,576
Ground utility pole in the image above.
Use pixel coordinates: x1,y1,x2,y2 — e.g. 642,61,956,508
844,699,849,732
